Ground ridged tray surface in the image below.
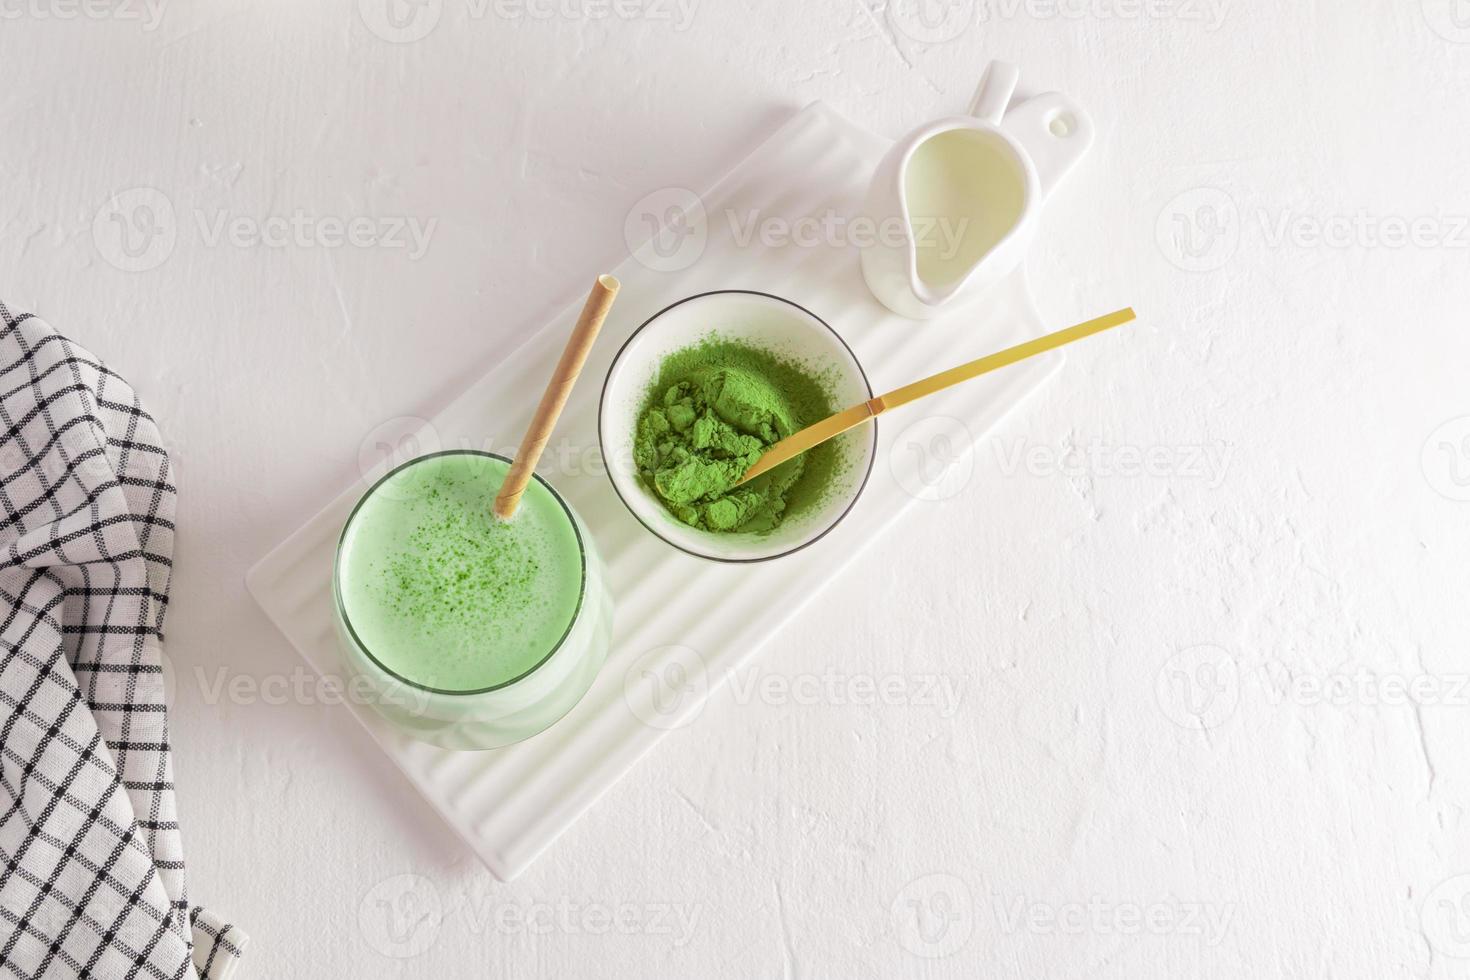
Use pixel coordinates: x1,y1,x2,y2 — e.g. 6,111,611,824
246,101,1057,879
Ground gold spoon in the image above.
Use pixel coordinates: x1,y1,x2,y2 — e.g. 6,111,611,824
734,306,1137,487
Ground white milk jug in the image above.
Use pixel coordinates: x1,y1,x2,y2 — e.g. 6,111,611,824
860,61,1095,319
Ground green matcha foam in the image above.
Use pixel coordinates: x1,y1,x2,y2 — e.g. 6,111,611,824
336,452,585,692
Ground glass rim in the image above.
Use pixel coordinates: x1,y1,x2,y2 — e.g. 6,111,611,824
333,449,589,697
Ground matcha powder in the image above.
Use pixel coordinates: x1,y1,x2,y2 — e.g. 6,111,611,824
633,337,846,533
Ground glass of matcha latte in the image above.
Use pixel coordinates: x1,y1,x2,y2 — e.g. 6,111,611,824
332,450,613,750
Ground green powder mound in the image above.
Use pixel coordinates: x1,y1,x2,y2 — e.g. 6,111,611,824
633,338,844,534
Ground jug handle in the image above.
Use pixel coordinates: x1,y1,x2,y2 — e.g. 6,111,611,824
1001,92,1096,199
967,61,1020,125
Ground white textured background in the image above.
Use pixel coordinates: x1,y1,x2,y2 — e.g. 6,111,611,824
5,1,1470,976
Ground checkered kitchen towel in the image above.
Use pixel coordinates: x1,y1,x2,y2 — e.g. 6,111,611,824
0,303,244,979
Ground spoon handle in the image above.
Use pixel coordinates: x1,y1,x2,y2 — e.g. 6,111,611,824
736,307,1136,486
877,307,1135,413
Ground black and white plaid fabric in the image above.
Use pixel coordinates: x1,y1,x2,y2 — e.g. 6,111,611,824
0,303,244,979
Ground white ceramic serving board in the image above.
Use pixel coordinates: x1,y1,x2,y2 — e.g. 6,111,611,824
247,99,1072,879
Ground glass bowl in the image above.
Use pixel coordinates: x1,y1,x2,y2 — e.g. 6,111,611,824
598,290,876,562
